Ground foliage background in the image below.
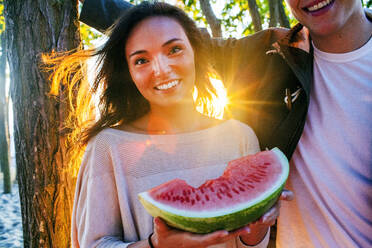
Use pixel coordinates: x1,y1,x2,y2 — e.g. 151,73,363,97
123,0,371,39
1,0,372,38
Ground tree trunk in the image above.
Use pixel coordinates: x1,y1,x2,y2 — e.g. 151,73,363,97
268,0,279,27
247,0,262,32
0,32,11,194
278,0,290,28
4,1,80,247
200,0,222,37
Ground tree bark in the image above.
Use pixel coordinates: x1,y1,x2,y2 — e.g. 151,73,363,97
0,32,11,194
200,0,222,37
278,0,290,28
268,0,279,27
247,0,262,32
4,1,80,247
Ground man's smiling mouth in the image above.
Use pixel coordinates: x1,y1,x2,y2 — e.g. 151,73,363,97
304,0,335,12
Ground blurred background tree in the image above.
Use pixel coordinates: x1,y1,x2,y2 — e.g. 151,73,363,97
0,0,11,195
176,0,294,37
365,0,372,8
180,0,371,37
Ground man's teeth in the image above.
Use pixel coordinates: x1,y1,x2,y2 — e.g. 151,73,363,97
307,0,332,11
156,80,180,90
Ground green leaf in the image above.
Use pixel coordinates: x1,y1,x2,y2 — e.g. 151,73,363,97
80,23,101,47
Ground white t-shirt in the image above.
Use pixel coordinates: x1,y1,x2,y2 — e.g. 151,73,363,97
277,37,372,248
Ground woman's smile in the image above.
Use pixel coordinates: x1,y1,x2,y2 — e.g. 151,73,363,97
154,79,181,91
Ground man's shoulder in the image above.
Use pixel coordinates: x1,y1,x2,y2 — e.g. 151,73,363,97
218,27,293,54
258,27,291,41
238,27,291,45
208,26,303,54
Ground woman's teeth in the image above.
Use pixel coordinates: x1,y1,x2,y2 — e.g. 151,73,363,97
307,0,333,11
155,80,180,90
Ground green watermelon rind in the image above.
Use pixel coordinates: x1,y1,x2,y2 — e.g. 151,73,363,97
138,147,289,233
138,182,284,233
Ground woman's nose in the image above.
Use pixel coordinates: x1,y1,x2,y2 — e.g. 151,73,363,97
152,55,172,78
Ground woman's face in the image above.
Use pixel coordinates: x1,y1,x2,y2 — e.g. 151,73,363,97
125,16,196,108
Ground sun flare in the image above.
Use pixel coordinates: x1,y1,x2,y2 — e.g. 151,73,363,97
193,75,229,120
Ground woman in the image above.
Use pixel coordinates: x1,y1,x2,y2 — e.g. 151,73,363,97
45,2,284,247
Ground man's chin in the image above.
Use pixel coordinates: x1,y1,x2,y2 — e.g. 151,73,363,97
306,22,341,38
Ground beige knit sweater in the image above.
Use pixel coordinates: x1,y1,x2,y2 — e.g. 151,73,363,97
71,119,269,248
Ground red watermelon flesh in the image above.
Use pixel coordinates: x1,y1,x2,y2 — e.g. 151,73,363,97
138,148,289,233
148,149,283,211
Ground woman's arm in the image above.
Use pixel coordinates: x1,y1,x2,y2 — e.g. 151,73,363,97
72,138,134,247
74,172,131,247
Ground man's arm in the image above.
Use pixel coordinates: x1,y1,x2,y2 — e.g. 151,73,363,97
80,0,133,32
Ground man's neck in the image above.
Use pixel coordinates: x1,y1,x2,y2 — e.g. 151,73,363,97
311,10,372,53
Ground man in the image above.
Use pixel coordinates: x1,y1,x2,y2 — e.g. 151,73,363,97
275,1,372,247
78,0,372,247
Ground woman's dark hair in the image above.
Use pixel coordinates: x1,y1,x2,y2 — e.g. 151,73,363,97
44,1,217,149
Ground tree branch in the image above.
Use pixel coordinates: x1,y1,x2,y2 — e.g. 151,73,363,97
199,0,222,37
268,0,279,27
247,0,262,32
278,0,290,28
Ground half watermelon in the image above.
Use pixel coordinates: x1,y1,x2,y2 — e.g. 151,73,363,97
138,147,289,233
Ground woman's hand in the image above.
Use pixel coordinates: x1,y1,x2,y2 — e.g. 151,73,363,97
239,189,294,245
151,190,293,248
151,217,249,248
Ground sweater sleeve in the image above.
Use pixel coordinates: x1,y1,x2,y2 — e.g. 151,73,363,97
80,0,133,32
71,137,133,248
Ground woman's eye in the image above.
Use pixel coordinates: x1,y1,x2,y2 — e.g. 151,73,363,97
169,46,182,55
135,58,148,65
